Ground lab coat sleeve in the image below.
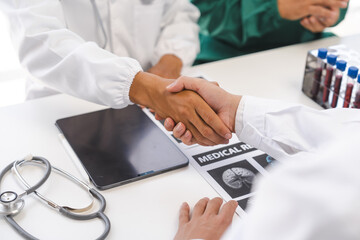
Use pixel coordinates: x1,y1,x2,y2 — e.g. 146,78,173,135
0,0,143,109
231,97,360,240
237,139,360,240
152,0,200,67
235,96,360,160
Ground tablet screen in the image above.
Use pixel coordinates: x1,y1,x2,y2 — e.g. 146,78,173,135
56,105,188,190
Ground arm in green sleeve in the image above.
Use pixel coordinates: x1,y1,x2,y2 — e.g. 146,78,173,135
240,0,285,43
333,7,348,27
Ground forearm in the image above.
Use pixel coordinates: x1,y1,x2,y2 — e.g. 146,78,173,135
235,96,360,160
1,0,142,108
241,0,284,40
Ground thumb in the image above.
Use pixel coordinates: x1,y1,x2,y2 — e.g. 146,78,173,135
166,76,204,93
210,81,219,87
166,79,186,93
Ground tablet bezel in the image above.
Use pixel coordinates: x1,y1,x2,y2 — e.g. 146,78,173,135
55,105,189,190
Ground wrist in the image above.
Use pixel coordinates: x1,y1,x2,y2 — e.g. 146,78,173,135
130,72,159,107
148,54,183,79
129,71,172,110
159,54,182,70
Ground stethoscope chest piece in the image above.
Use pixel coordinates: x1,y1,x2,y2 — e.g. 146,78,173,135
1,155,110,240
0,191,24,216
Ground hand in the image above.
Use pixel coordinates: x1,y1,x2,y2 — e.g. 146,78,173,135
300,7,340,33
129,72,232,146
277,0,348,21
147,54,183,79
163,76,241,145
174,197,238,240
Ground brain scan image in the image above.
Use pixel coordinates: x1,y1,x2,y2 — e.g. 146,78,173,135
208,160,259,198
222,167,255,189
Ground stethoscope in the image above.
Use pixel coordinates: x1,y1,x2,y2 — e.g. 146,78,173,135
89,0,108,49
89,0,155,49
0,155,110,240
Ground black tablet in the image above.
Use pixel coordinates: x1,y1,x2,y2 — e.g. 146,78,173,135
55,105,188,190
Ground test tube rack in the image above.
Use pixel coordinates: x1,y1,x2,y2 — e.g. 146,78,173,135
302,45,360,109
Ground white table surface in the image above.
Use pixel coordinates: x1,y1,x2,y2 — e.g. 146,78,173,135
1,34,359,240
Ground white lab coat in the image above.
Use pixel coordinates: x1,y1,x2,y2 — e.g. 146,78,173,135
231,96,360,240
0,0,200,107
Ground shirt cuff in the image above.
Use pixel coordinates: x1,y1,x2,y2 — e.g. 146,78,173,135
235,96,247,136
118,58,143,108
235,96,270,149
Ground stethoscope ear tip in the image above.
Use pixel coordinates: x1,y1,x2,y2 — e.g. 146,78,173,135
23,154,33,161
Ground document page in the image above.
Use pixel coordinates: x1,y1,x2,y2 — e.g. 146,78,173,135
143,108,277,216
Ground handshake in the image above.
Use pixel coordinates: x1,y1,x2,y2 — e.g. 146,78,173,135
129,71,241,146
277,0,348,32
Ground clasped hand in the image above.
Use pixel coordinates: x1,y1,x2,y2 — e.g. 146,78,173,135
155,75,240,146
277,0,348,33
129,72,234,146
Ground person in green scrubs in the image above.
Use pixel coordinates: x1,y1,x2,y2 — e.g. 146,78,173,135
191,0,349,64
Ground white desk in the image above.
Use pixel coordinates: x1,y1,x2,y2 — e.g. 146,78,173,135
1,34,359,239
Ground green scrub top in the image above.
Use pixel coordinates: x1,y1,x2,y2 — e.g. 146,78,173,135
191,0,348,64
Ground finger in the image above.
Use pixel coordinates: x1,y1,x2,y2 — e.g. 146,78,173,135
155,113,165,121
311,0,348,9
166,79,185,93
192,197,209,218
196,103,232,142
301,17,322,33
300,17,312,30
317,7,339,27
164,118,176,131
191,115,227,145
316,17,331,28
180,106,216,146
300,17,312,31
180,130,194,145
308,5,337,19
219,200,238,219
169,78,232,140
204,197,223,216
188,122,216,146
173,122,187,138
300,17,310,25
308,16,326,32
167,76,205,93
210,81,220,87
179,202,190,227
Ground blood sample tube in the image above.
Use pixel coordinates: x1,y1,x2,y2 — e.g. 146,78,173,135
311,48,327,99
352,74,360,109
343,66,359,108
331,60,347,108
322,54,337,103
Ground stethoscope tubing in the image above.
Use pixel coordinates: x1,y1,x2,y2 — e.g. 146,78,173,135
14,160,94,212
0,156,111,240
0,156,51,198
